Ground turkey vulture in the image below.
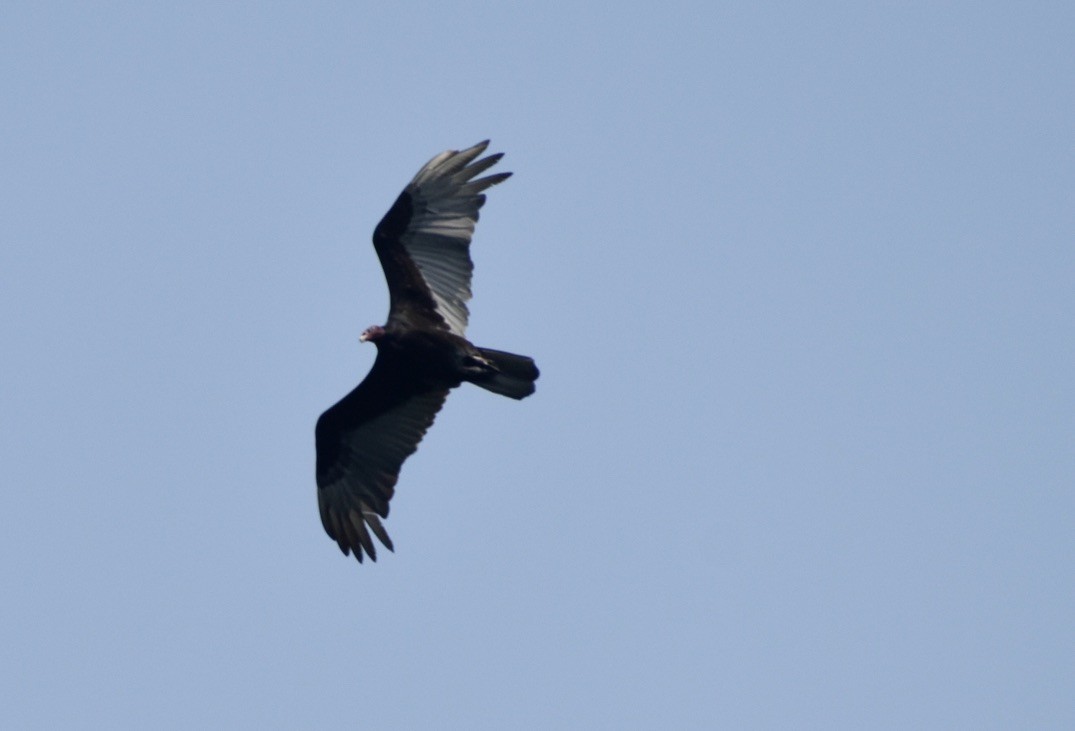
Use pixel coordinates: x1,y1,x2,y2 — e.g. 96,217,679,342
315,141,539,563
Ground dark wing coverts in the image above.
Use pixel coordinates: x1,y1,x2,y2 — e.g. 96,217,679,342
315,366,448,562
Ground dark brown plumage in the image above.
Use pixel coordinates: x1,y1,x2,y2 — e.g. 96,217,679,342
315,141,539,563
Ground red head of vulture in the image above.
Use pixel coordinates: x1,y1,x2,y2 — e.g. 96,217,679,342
315,141,539,564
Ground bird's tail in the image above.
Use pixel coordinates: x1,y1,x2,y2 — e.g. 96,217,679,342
472,347,539,400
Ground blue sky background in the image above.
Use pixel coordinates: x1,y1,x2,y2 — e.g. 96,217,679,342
2,3,1073,728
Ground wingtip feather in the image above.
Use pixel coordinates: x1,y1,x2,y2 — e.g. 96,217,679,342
365,512,394,552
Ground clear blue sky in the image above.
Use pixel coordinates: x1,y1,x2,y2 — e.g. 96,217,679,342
2,3,1072,728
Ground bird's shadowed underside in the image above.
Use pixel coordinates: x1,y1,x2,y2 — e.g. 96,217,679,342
314,141,538,564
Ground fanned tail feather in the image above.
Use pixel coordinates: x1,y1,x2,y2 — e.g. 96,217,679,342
473,347,539,400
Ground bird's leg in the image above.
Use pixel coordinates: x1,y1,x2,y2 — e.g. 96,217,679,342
460,353,498,377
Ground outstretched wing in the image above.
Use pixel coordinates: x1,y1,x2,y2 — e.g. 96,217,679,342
372,140,511,336
315,354,449,563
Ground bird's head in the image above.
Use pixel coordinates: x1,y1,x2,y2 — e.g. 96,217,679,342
359,325,386,343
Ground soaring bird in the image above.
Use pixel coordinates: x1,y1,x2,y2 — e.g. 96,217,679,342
315,141,539,563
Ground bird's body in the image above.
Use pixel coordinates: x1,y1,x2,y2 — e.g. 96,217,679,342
315,141,538,563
